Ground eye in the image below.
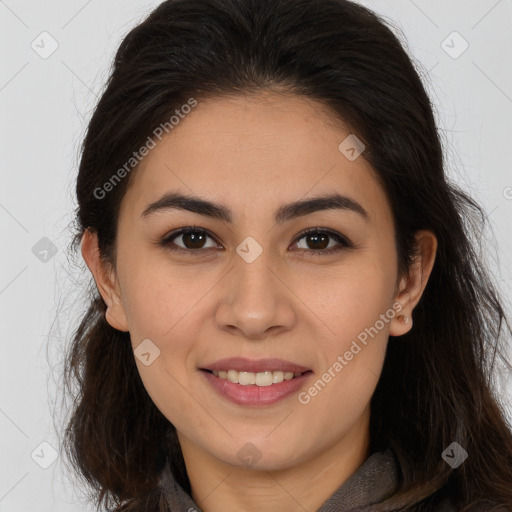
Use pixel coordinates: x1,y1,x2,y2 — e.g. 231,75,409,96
160,227,221,254
160,226,352,256
291,227,352,256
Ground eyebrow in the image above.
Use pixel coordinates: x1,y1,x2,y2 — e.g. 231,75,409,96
141,191,370,224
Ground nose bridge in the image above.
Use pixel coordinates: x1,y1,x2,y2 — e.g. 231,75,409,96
232,238,279,308
215,236,296,337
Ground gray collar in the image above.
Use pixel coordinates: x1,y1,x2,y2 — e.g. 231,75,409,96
159,449,399,511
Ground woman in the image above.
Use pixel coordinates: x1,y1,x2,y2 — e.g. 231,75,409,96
62,0,512,510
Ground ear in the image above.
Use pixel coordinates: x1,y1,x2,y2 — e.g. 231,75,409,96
389,229,437,337
80,228,129,332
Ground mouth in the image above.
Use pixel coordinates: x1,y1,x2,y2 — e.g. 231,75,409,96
199,357,313,406
201,368,312,386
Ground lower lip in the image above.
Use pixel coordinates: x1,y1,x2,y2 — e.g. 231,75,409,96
201,370,313,406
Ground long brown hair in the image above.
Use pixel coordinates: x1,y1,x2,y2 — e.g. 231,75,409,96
61,0,512,510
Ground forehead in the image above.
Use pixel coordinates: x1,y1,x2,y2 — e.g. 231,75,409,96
121,92,392,229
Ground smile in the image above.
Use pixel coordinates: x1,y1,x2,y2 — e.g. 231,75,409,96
201,369,313,406
209,369,306,386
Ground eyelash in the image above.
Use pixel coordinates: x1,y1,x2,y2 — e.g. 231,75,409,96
159,226,353,256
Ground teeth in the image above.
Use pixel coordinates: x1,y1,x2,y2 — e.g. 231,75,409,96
239,371,255,385
272,371,284,383
211,369,303,386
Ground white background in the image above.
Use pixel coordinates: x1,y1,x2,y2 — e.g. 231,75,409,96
0,1,511,510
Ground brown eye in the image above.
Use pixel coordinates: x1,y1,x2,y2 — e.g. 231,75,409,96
179,231,208,249
301,232,330,250
293,228,352,255
161,228,220,253
160,226,352,256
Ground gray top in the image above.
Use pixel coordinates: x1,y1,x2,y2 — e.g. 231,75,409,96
159,449,456,511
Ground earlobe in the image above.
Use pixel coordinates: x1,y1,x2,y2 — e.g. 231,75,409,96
80,229,130,332
389,230,437,337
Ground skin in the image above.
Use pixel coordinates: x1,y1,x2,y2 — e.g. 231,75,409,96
81,90,437,512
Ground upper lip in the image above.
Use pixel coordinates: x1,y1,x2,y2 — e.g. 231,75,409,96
202,357,311,374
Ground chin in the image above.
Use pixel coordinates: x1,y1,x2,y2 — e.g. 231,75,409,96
213,437,307,472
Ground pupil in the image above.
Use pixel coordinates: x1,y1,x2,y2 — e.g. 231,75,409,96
184,232,205,249
308,233,328,250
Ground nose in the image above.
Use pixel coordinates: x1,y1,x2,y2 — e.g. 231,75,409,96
214,247,297,340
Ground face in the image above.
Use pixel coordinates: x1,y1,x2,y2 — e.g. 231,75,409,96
85,91,431,472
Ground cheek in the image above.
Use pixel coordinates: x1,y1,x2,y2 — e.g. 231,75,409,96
298,308,389,436
297,254,394,408
303,254,396,347
121,263,202,420
119,253,213,342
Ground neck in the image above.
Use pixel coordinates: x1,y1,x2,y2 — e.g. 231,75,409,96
177,406,371,512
